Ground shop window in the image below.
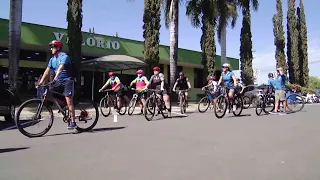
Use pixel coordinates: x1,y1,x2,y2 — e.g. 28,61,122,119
194,68,204,88
0,47,47,61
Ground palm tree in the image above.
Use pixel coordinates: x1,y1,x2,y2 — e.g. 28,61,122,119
216,0,238,65
8,0,23,92
163,0,179,88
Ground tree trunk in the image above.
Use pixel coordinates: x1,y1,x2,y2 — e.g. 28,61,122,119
8,0,23,92
169,0,179,89
220,25,227,64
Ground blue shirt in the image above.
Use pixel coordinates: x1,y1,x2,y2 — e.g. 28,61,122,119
221,71,235,88
47,52,71,80
267,78,273,85
270,75,286,90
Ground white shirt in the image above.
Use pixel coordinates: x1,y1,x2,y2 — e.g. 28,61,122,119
211,81,218,92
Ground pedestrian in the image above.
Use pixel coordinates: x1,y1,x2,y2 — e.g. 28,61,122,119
269,67,287,115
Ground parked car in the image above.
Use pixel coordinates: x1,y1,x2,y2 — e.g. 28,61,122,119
0,83,15,122
242,84,264,107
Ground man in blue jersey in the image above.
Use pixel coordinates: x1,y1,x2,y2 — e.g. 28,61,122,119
38,40,77,129
269,67,287,115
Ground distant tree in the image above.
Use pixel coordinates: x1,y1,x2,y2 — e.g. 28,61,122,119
297,0,309,87
309,76,320,89
286,0,299,84
272,0,287,72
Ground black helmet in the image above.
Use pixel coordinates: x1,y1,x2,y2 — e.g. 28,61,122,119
179,72,184,76
268,73,273,78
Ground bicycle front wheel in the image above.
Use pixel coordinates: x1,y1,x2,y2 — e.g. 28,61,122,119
179,95,186,114
287,93,305,113
255,95,264,116
243,96,251,109
99,97,111,117
128,97,137,116
15,99,54,138
74,101,99,132
214,95,228,118
198,97,210,113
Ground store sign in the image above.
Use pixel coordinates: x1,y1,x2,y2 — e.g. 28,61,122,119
53,32,120,50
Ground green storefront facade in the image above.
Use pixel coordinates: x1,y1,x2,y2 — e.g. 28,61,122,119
0,18,239,101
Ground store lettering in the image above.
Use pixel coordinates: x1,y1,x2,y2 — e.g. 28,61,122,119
53,32,120,50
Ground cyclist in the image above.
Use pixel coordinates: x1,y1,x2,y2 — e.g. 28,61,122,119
38,40,77,129
173,72,191,106
130,69,149,114
217,63,237,112
145,66,171,117
269,67,287,115
202,75,218,106
99,72,130,111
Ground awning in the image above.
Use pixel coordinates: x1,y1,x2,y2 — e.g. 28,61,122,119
81,54,147,71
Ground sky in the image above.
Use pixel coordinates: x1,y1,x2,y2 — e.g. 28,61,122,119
0,0,319,84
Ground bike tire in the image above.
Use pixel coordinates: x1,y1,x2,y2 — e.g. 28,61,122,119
118,99,128,115
15,99,54,138
232,96,243,116
255,96,263,116
75,101,99,132
159,98,168,119
243,96,251,109
144,97,156,121
198,97,210,113
263,95,275,114
179,95,185,114
128,97,137,116
99,97,111,117
287,93,305,113
214,95,228,119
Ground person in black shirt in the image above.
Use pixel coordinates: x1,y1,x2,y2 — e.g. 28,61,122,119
173,72,191,106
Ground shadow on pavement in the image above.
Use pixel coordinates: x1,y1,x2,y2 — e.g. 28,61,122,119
226,114,251,118
0,147,29,154
88,126,126,133
0,121,16,131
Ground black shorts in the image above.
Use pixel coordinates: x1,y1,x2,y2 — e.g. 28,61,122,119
49,79,74,97
116,88,127,97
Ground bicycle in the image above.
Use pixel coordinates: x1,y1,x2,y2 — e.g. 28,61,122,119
144,89,169,121
197,88,217,113
128,88,147,116
99,89,128,117
15,81,99,138
255,88,275,116
214,86,243,118
175,89,190,114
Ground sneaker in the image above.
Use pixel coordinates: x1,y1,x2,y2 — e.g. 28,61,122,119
278,112,287,115
232,105,237,112
67,122,77,129
270,112,278,115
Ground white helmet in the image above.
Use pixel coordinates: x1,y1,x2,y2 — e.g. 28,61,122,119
222,63,230,68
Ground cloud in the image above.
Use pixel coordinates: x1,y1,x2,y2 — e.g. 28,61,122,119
235,37,320,84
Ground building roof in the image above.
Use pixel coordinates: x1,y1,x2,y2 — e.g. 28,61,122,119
0,18,239,70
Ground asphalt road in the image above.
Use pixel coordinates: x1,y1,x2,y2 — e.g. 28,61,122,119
0,104,320,180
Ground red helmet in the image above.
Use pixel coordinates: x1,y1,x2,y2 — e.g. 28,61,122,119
153,66,160,71
108,72,115,76
49,40,63,49
210,76,216,80
136,69,144,74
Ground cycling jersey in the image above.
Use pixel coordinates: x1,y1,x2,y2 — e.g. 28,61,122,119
47,52,72,80
175,77,189,90
131,76,149,90
106,76,124,90
221,71,235,88
149,73,165,88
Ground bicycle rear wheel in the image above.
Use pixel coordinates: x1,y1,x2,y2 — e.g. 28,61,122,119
128,97,137,116
144,97,156,121
99,97,111,117
243,96,251,109
198,97,210,113
255,95,264,116
214,95,228,118
74,100,99,132
118,99,128,115
232,96,243,116
15,99,54,138
263,95,275,114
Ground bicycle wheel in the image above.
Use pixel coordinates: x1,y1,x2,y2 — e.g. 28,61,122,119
118,98,128,115
74,100,99,132
232,96,243,116
255,95,264,116
263,95,275,114
243,96,251,109
15,99,54,138
128,97,137,116
179,95,186,114
144,96,156,121
198,97,210,113
99,96,111,117
287,93,305,113
158,98,168,119
214,95,228,118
